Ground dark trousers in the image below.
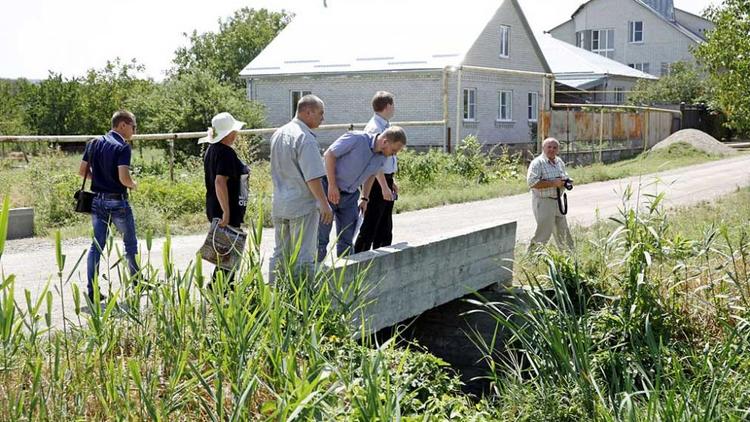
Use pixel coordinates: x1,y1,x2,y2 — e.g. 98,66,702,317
354,173,394,253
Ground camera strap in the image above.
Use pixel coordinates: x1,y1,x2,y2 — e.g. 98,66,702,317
556,188,568,215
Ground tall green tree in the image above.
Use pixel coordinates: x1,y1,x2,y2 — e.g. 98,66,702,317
0,79,31,135
694,0,750,134
22,73,82,135
172,8,291,88
131,68,264,157
22,60,156,136
627,62,707,106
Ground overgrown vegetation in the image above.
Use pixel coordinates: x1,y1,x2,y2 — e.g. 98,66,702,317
471,185,750,419
1,184,749,418
627,61,707,106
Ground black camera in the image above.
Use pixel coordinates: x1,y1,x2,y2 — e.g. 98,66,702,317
563,178,574,191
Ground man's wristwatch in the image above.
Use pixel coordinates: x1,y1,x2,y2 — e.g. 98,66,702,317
360,197,369,202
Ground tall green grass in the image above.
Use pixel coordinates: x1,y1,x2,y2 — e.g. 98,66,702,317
470,186,750,419
0,197,481,419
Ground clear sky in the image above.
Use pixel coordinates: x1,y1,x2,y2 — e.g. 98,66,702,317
0,0,719,81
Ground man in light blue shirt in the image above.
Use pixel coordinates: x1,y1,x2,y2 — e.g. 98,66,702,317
355,91,399,252
318,126,407,261
270,95,333,281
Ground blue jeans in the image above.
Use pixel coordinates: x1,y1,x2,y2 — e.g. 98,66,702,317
317,178,360,262
86,196,139,294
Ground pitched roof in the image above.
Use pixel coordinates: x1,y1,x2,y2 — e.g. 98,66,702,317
240,0,541,77
536,34,658,80
550,0,706,43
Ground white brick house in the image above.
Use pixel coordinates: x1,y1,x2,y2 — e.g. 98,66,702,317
549,0,713,77
240,0,551,148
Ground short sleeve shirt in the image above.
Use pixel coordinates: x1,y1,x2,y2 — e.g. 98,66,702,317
270,119,326,219
81,130,132,194
364,114,397,174
204,143,249,227
326,131,387,193
526,154,569,198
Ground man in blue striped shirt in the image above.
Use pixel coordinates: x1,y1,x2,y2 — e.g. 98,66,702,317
318,126,407,261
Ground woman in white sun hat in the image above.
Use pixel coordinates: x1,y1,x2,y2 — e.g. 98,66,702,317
200,112,250,286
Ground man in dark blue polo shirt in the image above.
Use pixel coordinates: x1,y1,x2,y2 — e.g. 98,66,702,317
78,110,139,303
317,126,407,262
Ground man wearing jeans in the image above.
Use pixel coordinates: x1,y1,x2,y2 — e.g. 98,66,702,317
79,110,139,303
318,126,407,262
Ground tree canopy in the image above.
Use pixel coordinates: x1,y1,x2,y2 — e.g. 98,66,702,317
0,7,285,144
172,8,291,88
694,0,750,134
627,62,707,106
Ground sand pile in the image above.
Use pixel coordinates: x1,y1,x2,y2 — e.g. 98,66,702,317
651,129,737,155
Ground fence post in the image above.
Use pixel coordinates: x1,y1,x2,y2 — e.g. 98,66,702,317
598,108,604,163
446,127,452,153
169,135,176,182
643,110,648,152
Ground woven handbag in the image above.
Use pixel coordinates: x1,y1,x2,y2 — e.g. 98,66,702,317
199,218,247,271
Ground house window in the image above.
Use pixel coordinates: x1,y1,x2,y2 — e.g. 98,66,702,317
660,62,672,76
463,88,477,121
499,25,510,58
290,90,312,118
576,30,592,50
497,90,512,121
527,92,538,121
628,62,650,74
591,29,615,58
628,21,643,43
614,87,625,104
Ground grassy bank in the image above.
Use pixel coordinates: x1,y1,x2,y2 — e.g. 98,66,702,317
492,186,750,419
0,140,727,239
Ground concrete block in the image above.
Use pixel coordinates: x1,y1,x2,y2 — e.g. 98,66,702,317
325,221,517,335
8,208,34,240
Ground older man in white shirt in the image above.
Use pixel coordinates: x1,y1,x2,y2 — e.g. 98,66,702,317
526,137,574,250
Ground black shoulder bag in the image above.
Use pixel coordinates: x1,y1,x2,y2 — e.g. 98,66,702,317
74,138,98,213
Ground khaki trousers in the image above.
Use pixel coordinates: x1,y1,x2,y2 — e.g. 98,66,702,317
270,210,320,284
530,195,573,249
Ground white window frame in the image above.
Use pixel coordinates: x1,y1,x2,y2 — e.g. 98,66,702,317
499,25,510,58
290,90,312,118
576,31,585,48
497,90,513,122
661,62,672,76
463,88,477,122
628,62,650,74
614,87,625,104
628,21,644,43
591,29,614,58
527,92,538,122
